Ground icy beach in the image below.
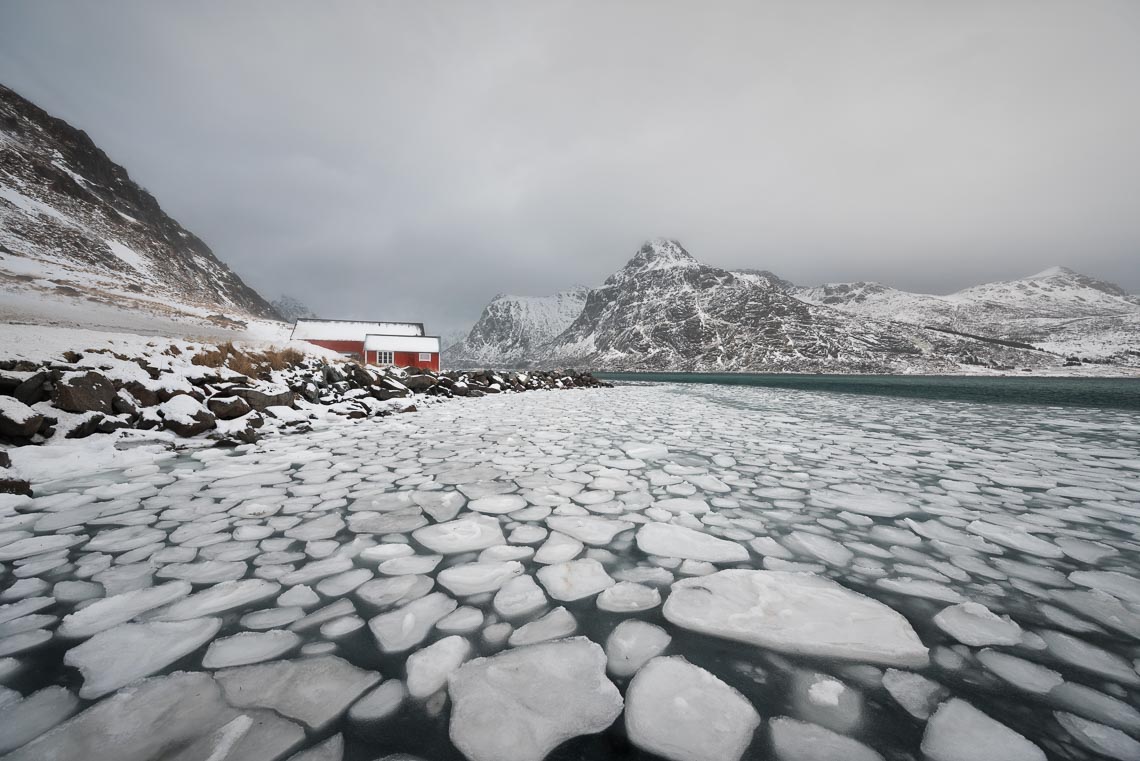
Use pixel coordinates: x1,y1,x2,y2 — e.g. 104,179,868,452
1,381,1139,761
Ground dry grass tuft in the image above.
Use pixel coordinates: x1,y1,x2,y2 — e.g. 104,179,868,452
191,341,306,379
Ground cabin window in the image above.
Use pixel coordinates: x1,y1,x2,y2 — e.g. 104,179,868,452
375,350,394,365
419,352,432,361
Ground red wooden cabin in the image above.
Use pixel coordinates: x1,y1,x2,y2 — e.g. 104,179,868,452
290,319,441,371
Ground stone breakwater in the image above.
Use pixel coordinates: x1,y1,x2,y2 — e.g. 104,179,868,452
0,345,609,494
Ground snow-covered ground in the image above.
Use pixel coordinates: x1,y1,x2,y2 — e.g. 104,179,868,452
2,382,1138,760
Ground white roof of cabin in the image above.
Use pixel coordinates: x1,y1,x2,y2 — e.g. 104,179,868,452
291,319,424,341
364,334,441,353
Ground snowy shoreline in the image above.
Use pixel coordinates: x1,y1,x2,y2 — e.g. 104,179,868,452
0,322,609,496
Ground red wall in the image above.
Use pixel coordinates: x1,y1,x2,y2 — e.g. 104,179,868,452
366,350,440,372
300,339,439,371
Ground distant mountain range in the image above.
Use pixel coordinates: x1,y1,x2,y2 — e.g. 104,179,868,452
0,83,280,330
448,240,1139,371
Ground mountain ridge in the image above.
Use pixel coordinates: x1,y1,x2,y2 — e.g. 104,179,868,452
0,82,281,330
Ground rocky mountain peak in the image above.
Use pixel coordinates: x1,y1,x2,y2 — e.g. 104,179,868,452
610,239,699,281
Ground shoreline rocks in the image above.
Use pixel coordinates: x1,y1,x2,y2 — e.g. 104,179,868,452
0,348,611,481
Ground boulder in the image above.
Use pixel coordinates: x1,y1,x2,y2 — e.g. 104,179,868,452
14,371,50,406
230,386,294,411
112,389,139,417
207,395,252,420
402,375,437,392
159,395,217,437
0,396,44,438
65,412,105,439
52,371,115,413
123,381,159,408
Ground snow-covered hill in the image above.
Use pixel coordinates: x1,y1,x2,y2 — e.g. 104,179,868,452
455,239,1060,372
797,267,1140,363
446,286,589,366
0,83,282,335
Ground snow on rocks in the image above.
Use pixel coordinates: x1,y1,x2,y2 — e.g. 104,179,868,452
921,699,1046,761
625,656,760,761
636,522,749,562
664,570,929,667
447,637,623,761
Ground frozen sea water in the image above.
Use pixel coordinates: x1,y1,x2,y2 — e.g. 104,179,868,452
1,381,1138,760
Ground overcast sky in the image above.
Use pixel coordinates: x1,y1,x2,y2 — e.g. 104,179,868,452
2,1,1138,335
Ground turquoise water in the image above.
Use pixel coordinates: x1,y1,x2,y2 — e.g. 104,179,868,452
596,372,1140,411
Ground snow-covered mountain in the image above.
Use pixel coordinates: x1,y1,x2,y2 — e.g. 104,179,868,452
0,83,281,332
797,267,1140,363
270,294,316,323
455,239,1057,372
446,286,590,366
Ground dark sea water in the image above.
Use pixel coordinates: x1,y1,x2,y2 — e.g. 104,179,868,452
595,373,1140,411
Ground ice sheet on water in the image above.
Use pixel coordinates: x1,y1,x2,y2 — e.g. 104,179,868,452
2,671,304,761
0,685,80,753
448,637,622,761
369,592,457,653
157,578,280,620
536,558,615,601
664,570,928,667
412,515,505,554
202,630,301,668
216,655,381,732
636,522,749,562
596,581,661,612
625,656,760,761
508,606,577,646
349,679,407,723
921,699,1045,761
605,619,671,678
790,670,863,734
769,717,884,761
57,582,190,638
881,669,946,720
64,617,222,698
406,635,471,698
933,602,1023,646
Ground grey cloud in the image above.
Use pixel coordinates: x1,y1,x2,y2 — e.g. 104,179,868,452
2,0,1138,335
